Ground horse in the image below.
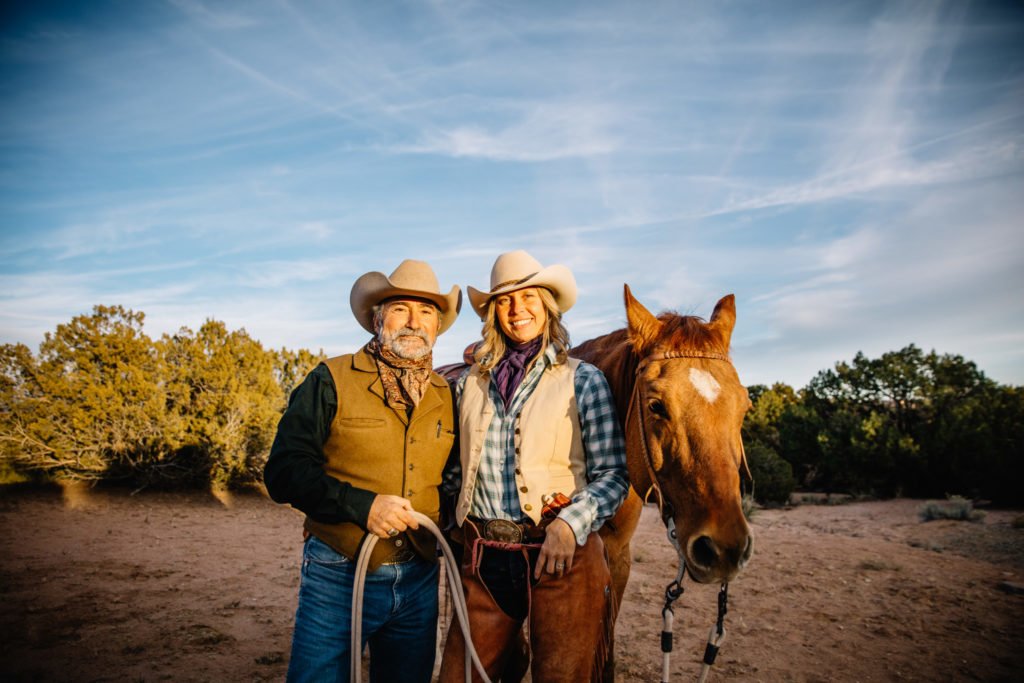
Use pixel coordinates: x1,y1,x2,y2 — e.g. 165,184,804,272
572,285,754,680
438,284,753,681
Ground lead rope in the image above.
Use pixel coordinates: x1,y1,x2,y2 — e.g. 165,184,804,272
350,512,492,683
696,585,729,683
660,520,687,683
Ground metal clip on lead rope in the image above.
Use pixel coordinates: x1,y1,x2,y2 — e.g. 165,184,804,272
350,512,492,683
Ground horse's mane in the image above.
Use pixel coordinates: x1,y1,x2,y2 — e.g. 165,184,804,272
655,311,731,355
574,311,729,359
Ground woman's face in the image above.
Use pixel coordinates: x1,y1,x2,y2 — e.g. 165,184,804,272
495,286,548,344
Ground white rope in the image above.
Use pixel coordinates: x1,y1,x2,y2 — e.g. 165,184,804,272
661,605,675,683
349,511,492,683
697,625,727,683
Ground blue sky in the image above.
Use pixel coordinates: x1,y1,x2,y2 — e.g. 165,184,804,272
2,0,1022,388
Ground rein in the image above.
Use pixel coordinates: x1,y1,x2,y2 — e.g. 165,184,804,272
625,349,734,683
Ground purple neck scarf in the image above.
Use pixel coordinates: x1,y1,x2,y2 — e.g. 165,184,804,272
492,337,543,408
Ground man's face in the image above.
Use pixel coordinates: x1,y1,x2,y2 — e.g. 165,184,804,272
378,298,440,360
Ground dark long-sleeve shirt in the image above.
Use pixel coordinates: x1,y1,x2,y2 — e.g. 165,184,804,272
264,364,377,527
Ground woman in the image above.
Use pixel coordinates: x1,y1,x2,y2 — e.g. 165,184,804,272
440,250,628,683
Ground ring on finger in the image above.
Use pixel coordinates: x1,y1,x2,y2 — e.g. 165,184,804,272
387,528,399,537
554,561,565,570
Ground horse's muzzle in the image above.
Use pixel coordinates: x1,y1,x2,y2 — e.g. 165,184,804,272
686,530,754,583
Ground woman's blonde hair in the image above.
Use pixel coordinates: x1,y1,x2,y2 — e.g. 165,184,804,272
474,287,571,373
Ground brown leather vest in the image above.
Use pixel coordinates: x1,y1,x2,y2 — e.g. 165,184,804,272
303,348,455,571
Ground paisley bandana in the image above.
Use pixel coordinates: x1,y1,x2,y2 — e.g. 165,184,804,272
366,338,433,409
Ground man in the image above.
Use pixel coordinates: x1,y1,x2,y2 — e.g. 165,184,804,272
265,259,461,683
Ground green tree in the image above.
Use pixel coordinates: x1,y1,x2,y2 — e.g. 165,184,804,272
2,306,171,481
161,320,283,489
744,382,798,453
0,343,41,482
274,346,326,400
793,345,1022,503
745,440,795,505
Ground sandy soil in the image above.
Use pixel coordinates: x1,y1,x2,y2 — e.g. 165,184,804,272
1,486,1022,682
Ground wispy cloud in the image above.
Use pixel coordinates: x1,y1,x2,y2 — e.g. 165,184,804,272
401,102,620,161
165,0,259,30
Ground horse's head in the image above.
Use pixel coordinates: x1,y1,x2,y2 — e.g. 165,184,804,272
624,285,753,584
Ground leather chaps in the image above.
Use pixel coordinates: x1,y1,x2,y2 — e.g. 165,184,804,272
439,520,614,683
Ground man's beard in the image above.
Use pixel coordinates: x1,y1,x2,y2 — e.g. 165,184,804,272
379,326,433,360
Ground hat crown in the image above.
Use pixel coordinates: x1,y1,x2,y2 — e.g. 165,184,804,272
489,250,543,290
390,259,441,294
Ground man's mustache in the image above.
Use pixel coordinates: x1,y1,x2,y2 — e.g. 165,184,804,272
387,327,430,343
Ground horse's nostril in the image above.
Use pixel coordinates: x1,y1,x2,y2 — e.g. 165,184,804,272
691,535,718,569
739,535,754,565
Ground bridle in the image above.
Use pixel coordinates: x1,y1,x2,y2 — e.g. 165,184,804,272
624,349,741,683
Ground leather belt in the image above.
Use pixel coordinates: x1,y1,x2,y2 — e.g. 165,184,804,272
468,517,545,544
381,548,417,565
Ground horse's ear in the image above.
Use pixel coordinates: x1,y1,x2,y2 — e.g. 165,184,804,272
625,284,663,353
709,294,736,343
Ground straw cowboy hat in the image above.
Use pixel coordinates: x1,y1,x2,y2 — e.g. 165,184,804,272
467,250,577,320
350,259,462,334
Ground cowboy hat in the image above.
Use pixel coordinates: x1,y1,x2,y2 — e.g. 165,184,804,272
350,259,462,334
467,250,577,320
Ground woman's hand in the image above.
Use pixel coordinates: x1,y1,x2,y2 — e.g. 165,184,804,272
535,518,577,579
367,495,419,539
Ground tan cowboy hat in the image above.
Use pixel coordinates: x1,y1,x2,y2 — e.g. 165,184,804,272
350,259,462,334
467,250,577,320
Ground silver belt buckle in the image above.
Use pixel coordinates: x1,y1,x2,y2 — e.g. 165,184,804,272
484,519,523,543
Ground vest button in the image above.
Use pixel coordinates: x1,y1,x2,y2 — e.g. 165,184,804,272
408,464,415,470
395,539,405,547
523,504,533,512
515,468,521,475
519,486,528,493
407,489,413,496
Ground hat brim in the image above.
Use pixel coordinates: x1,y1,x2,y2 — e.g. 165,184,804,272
350,271,462,335
467,264,577,320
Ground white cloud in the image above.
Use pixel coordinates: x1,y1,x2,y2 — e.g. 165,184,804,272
403,103,620,161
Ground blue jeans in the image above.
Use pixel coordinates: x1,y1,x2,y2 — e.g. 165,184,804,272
286,536,439,683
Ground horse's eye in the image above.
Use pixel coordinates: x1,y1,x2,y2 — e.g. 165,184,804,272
648,399,668,419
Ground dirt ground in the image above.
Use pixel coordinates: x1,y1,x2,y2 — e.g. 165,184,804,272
1,486,1022,682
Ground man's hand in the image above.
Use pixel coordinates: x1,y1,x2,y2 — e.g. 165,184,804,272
534,518,576,580
367,495,419,539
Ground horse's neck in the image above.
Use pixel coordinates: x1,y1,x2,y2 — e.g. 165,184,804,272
572,333,639,430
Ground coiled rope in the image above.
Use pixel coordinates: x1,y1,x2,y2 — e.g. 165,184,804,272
349,511,492,683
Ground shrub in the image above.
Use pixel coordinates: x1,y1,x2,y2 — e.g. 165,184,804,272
741,494,757,520
858,558,901,571
918,495,985,522
745,440,795,505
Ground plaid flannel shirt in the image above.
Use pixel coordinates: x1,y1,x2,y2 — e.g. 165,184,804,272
447,344,628,545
